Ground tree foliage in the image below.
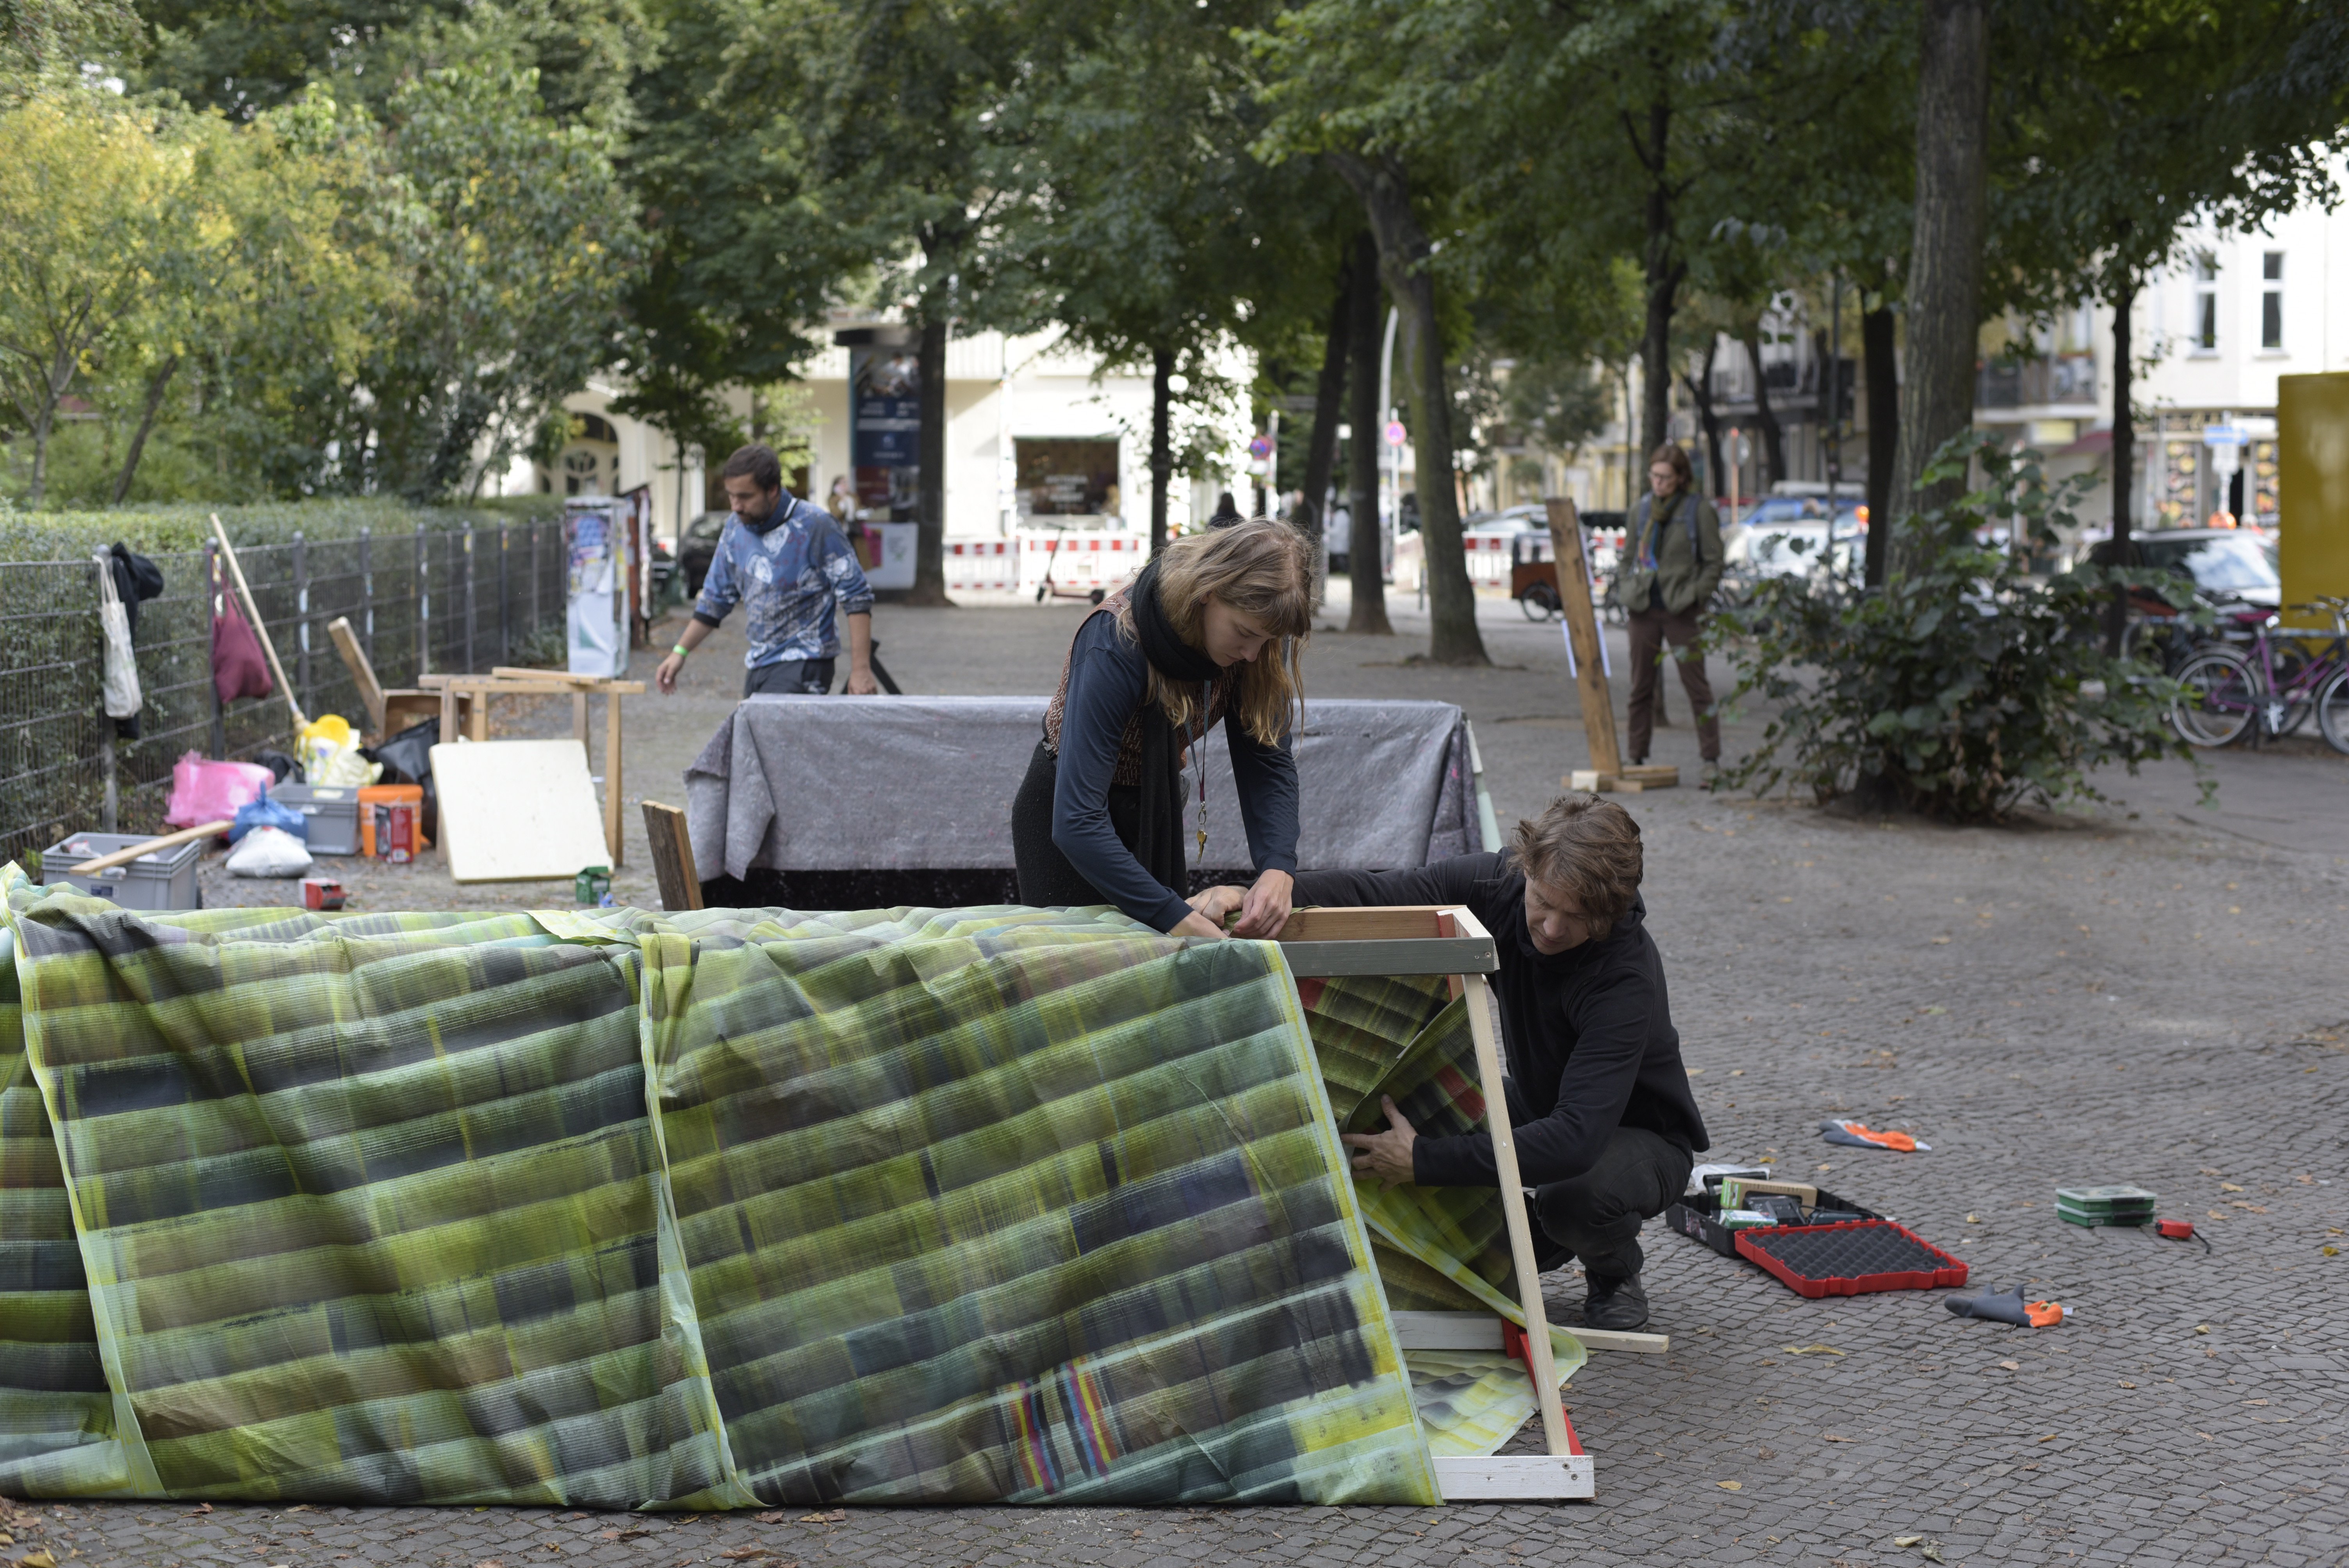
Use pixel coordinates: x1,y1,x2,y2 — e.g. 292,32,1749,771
1708,433,2198,821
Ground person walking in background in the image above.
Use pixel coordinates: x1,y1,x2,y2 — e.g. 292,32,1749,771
826,475,855,522
1616,444,1723,780
657,444,878,697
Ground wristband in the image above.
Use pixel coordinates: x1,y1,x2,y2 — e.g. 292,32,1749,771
670,643,692,659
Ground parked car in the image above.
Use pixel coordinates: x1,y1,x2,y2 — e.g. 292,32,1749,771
2101,528,2280,610
1724,521,1857,588
677,510,731,597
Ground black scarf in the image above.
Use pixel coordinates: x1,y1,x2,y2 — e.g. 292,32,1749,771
1128,559,1224,898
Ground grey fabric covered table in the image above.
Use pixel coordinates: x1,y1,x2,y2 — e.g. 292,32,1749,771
684,695,1484,887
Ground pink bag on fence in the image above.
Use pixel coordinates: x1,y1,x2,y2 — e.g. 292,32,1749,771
164,750,273,830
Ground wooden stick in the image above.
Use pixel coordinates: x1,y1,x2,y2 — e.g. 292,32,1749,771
604,687,623,867
1460,963,1572,1459
68,820,232,877
209,513,307,731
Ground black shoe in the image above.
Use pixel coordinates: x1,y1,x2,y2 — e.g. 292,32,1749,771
1581,1272,1650,1331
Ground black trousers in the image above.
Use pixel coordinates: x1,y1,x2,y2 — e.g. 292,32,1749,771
1528,1126,1693,1281
743,658,836,698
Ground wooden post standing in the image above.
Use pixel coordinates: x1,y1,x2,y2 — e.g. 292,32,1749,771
1545,498,1621,781
641,801,703,911
1543,499,1677,793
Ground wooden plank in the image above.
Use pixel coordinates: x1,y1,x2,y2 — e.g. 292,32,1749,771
1617,763,1679,786
1278,907,1449,943
1391,1313,1667,1356
604,688,624,868
430,739,613,882
641,801,702,911
1278,938,1496,979
1545,497,1620,779
326,616,385,735
1433,1454,1593,1501
68,820,232,876
1461,967,1572,1462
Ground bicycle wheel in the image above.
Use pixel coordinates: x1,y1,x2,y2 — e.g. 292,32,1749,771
2171,649,2258,747
2319,667,2349,756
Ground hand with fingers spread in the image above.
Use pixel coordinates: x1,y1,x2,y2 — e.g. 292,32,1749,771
1341,1094,1418,1187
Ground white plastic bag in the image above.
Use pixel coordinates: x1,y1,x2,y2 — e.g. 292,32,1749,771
225,825,313,878
96,554,142,720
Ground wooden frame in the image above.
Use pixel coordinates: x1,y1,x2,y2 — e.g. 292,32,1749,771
421,670,645,867
1277,904,1624,1503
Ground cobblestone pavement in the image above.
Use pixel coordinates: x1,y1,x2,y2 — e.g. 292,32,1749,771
39,592,2349,1567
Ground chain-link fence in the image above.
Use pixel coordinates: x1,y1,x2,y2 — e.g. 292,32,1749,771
0,519,570,869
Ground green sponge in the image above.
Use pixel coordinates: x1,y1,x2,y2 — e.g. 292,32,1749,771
2055,1184,2157,1227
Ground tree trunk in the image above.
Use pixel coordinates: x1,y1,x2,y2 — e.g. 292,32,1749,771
1862,305,1898,587
1296,246,1353,578
1343,230,1392,635
1150,345,1174,557
1889,0,1989,571
904,312,952,604
1680,337,1722,499
1332,153,1485,665
2104,271,2137,656
113,354,180,506
1739,326,1787,487
1636,92,1683,464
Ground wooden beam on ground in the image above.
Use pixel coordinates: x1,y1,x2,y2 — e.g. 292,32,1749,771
641,801,702,911
1545,497,1622,784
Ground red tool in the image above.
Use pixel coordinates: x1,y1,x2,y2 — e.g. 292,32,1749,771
301,877,345,911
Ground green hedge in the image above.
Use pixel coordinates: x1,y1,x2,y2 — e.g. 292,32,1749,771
0,496,563,562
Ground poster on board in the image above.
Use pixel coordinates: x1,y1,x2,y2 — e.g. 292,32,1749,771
849,337,923,522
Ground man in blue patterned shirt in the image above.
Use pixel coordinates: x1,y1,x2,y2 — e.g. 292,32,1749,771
657,444,879,697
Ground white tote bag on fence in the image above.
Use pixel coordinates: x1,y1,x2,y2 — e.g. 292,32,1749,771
95,553,143,720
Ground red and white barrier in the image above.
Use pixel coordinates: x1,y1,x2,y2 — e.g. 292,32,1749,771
943,529,1149,594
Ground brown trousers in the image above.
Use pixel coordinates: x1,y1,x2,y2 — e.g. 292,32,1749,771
1626,602,1719,763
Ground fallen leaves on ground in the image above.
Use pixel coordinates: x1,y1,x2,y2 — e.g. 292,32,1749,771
1716,1481,1741,1491
186,1504,212,1516
1782,1344,1846,1356
1822,1433,1853,1442
19,1552,56,1568
597,1529,651,1542
799,1511,847,1524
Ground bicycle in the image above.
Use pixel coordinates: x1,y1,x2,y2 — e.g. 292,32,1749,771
2169,598,2349,753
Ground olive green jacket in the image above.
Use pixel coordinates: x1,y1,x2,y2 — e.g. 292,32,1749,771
1615,490,1724,616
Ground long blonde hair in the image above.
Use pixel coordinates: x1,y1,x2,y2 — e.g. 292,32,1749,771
1116,520,1314,745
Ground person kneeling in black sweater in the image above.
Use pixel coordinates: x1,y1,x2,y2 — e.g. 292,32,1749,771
1189,792,1708,1331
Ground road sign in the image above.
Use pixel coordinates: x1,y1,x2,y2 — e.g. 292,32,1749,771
1384,420,1408,447
2202,424,2249,447
1248,434,1273,459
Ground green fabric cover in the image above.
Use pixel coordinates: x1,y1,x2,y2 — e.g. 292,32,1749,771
0,872,1576,1506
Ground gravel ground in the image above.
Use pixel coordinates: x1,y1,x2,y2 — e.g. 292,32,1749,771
39,584,2349,1568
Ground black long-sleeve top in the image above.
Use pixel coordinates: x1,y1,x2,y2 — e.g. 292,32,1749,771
1053,611,1299,932
1291,853,1708,1187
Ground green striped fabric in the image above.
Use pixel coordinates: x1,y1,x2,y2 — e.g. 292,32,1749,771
0,874,1569,1506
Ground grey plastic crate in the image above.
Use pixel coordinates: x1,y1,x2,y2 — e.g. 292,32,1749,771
273,784,362,855
41,832,205,910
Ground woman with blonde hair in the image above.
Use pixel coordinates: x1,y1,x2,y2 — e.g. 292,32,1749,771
1013,519,1313,939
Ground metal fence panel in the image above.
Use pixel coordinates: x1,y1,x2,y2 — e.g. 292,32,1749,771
1,526,575,870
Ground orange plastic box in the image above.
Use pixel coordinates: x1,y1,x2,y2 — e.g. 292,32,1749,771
358,784,431,857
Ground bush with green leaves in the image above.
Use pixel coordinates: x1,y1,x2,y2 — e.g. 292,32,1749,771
1706,435,2202,822
0,497,560,562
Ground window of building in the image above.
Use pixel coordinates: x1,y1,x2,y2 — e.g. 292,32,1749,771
1014,438,1122,517
2262,251,2283,350
2193,254,2218,352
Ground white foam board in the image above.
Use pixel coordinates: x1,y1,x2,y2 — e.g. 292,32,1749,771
1433,1455,1595,1500
430,739,611,883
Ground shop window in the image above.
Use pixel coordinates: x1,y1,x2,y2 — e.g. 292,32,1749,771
1015,438,1122,517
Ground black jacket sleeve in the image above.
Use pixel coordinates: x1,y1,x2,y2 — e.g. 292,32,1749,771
1289,853,1503,915
1411,963,1654,1187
